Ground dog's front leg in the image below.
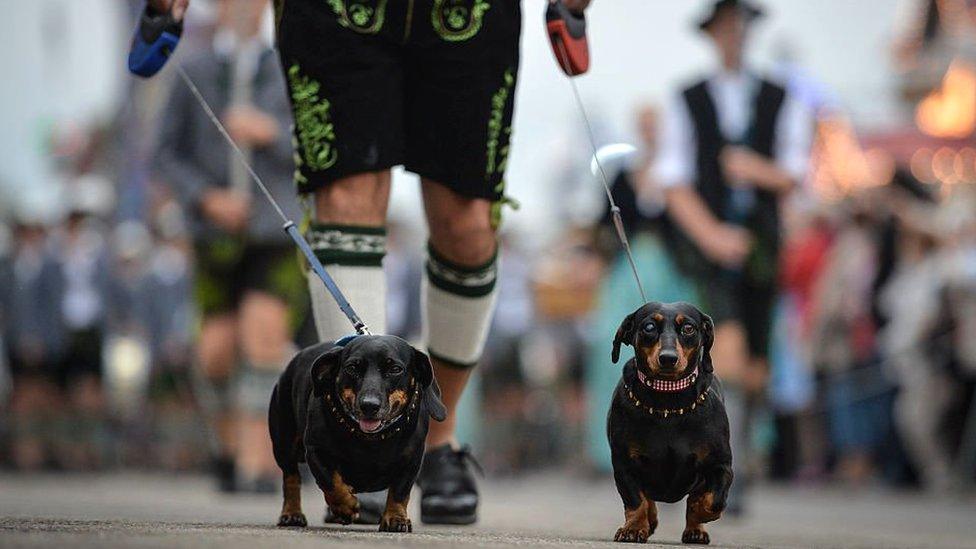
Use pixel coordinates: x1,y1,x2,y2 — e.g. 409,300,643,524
313,466,360,525
612,452,655,543
682,465,732,545
379,455,421,533
277,472,308,527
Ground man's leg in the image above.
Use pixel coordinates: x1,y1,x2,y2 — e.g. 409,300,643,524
235,290,295,489
197,314,239,491
417,179,499,525
710,320,750,514
307,173,391,341
309,173,391,524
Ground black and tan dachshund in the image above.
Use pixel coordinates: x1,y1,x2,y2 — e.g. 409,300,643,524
608,302,733,544
269,335,446,532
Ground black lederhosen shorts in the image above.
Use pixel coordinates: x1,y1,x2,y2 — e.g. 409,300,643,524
194,239,307,329
275,0,521,206
697,271,776,360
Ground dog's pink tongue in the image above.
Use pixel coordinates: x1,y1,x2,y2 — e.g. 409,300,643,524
358,419,382,433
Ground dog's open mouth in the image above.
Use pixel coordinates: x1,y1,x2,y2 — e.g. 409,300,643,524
357,418,383,433
338,399,404,434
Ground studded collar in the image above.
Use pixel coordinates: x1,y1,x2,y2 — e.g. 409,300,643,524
323,380,421,441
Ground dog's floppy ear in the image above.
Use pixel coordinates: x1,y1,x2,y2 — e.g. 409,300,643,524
700,313,715,373
611,311,638,364
310,346,344,396
413,348,447,421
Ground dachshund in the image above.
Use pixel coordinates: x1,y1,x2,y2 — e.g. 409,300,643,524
607,302,733,544
269,335,446,532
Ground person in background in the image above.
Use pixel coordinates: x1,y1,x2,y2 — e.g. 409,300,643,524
4,210,65,470
53,180,114,470
655,0,813,512
154,0,305,492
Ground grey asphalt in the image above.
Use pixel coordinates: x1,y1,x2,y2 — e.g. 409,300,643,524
1,472,974,548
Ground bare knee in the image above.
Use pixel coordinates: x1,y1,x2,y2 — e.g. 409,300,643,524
422,180,496,266
314,172,390,226
198,316,237,381
711,321,748,381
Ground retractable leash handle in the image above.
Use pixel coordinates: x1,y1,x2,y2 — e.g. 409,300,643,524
546,0,589,76
128,5,183,78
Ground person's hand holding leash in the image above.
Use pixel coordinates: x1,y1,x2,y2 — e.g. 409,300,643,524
562,0,593,12
148,0,189,20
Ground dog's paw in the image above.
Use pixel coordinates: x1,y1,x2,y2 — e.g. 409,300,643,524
614,526,649,543
277,512,308,528
327,504,360,525
379,515,412,533
681,527,710,545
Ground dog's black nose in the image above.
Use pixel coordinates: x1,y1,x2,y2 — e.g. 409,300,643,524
658,350,679,370
360,396,382,418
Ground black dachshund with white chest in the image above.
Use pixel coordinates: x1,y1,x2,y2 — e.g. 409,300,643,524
269,335,446,533
608,302,733,544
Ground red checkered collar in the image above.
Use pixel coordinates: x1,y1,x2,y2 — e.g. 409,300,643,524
636,365,699,393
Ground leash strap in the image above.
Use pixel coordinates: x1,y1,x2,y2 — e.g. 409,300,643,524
548,2,647,304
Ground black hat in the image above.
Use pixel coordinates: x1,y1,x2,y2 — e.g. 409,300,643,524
697,0,764,31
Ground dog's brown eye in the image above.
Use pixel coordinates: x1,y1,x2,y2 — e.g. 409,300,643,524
681,324,697,336
345,361,361,374
387,364,404,376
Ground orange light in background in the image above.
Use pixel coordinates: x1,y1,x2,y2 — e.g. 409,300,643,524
910,148,936,183
809,115,883,200
916,60,976,139
933,146,958,183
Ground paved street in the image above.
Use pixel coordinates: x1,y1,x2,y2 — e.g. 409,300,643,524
1,472,974,548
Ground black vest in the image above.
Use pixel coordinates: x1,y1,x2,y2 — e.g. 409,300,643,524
665,77,786,287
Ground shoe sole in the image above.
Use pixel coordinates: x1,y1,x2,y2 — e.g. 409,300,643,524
420,512,478,525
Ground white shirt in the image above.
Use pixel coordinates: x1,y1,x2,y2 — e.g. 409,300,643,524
655,69,813,189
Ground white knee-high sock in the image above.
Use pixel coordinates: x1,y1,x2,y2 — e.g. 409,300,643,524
306,224,387,341
422,243,499,368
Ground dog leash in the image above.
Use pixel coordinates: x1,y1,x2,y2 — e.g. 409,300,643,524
128,3,370,336
546,0,647,304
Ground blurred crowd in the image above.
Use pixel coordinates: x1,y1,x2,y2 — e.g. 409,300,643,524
1,0,975,505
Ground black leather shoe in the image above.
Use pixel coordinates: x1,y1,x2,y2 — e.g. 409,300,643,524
324,490,383,525
213,456,237,494
417,444,482,525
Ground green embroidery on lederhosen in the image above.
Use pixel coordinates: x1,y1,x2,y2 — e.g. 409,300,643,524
432,0,491,42
327,0,387,34
486,68,518,228
287,63,338,187
486,68,514,178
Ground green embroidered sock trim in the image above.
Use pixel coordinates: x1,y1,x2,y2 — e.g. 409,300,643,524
426,242,497,298
308,223,387,236
307,225,387,267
